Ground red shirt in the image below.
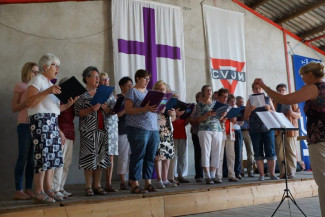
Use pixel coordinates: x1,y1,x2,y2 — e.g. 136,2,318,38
173,119,187,139
58,106,75,140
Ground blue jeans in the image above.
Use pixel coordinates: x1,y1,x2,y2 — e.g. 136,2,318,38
234,130,243,175
249,130,276,161
15,124,34,190
127,126,159,181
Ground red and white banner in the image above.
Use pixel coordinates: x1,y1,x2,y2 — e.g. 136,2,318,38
203,5,247,100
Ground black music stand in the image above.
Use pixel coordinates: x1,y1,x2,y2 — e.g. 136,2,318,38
271,128,306,217
255,111,306,217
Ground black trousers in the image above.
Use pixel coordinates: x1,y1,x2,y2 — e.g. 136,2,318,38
192,133,203,179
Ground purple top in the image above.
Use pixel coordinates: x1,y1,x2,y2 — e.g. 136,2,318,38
304,82,325,144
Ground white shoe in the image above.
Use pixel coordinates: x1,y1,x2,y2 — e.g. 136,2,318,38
55,191,65,199
164,181,177,188
156,181,165,189
61,190,72,198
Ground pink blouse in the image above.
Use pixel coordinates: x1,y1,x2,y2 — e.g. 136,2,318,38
13,82,28,124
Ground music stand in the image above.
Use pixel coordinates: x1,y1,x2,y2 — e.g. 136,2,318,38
271,128,306,217
255,111,306,217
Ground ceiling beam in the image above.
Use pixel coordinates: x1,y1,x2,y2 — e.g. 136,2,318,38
319,45,325,52
299,24,325,39
275,0,325,24
248,0,272,10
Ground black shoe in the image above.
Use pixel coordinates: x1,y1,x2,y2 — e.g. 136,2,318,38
248,172,255,177
236,174,243,180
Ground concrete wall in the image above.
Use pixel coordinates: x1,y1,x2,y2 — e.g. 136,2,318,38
0,0,324,190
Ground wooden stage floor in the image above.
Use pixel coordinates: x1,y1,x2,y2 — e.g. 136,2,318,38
0,171,317,217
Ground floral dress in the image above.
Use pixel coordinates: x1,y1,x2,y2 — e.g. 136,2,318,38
106,94,119,155
155,113,174,160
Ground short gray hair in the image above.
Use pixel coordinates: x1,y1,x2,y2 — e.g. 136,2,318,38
38,53,60,73
82,66,99,84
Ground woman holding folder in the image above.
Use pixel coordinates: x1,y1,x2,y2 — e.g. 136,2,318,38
153,80,177,189
254,62,325,217
26,54,76,203
192,85,225,184
74,66,110,196
243,83,278,181
124,69,159,193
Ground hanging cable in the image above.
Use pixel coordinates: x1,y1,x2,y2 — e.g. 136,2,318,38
0,21,110,40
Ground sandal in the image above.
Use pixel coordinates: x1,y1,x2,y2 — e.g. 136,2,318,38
144,184,158,192
45,190,64,201
14,191,31,200
33,192,56,204
106,185,118,192
85,187,94,196
130,186,147,194
120,182,130,190
93,187,107,195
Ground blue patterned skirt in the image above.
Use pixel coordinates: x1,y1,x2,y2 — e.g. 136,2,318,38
29,113,63,173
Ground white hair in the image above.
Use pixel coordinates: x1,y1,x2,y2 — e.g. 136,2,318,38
38,53,60,73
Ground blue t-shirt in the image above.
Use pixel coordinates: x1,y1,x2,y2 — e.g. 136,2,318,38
125,88,158,131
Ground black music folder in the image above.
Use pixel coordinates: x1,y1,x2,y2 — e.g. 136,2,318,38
55,76,86,104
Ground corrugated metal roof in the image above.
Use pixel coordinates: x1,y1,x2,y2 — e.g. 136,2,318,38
244,0,325,51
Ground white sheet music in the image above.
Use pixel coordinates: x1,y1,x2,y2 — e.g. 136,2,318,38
215,106,231,118
249,94,266,107
271,112,296,129
256,111,296,130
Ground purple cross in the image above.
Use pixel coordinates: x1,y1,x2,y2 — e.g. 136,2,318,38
118,7,181,89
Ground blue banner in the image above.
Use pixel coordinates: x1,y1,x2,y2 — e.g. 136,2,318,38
292,54,321,170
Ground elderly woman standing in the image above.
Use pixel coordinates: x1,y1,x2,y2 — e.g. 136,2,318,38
26,54,76,203
125,69,159,193
254,62,325,217
12,62,38,200
74,66,110,196
192,85,224,184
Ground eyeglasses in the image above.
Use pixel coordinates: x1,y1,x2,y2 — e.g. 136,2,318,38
51,63,60,69
101,78,109,82
32,70,39,74
89,75,100,79
142,77,150,81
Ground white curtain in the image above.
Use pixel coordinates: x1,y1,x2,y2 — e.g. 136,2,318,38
112,0,186,101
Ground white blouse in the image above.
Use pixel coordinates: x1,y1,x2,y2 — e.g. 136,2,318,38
28,74,60,116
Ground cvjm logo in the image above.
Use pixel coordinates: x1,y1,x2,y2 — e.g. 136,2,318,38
210,58,246,94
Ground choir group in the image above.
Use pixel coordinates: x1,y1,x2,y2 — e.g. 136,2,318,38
11,54,325,217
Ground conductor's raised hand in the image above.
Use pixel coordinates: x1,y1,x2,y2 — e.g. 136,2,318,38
46,85,61,95
254,78,266,88
144,101,157,113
